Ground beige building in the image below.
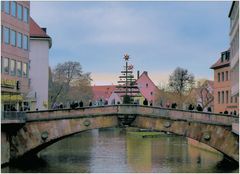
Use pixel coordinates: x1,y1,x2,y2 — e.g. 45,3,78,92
210,50,238,115
229,1,239,97
1,1,30,111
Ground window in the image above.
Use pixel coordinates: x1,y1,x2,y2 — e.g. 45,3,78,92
235,96,238,103
1,25,2,42
222,91,224,104
17,32,22,48
1,1,3,11
17,4,23,20
218,92,220,104
221,53,225,62
146,83,148,87
28,78,31,88
1,25,3,42
231,97,233,103
221,72,224,81
150,92,153,96
22,63,28,77
2,58,9,74
226,51,230,60
23,34,28,50
4,1,10,14
10,59,16,76
4,27,10,44
11,1,16,17
218,73,220,82
10,29,16,46
226,71,228,81
23,7,29,23
16,61,22,77
226,91,229,104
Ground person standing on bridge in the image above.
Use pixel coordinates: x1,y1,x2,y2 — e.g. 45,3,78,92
143,98,148,106
196,104,203,111
79,100,83,107
59,103,63,109
89,101,92,107
150,101,153,106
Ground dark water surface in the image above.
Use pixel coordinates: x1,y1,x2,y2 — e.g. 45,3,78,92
2,128,239,173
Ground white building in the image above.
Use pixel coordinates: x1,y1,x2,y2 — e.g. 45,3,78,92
28,17,52,110
229,1,239,97
108,92,122,105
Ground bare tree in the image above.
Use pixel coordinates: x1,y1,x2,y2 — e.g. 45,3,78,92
49,61,92,107
154,85,172,107
195,80,214,110
68,72,93,104
168,67,195,109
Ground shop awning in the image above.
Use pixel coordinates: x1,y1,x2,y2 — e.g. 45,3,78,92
1,94,23,102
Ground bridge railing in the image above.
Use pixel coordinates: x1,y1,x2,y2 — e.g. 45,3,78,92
1,111,27,122
25,105,239,126
117,105,239,126
26,105,119,121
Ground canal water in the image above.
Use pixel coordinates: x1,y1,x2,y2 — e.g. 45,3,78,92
2,128,239,173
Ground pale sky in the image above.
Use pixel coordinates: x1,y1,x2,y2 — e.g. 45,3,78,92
30,1,231,86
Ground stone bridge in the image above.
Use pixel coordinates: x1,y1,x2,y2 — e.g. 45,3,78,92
1,105,239,165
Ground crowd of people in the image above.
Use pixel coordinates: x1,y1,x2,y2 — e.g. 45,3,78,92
49,98,237,116
51,100,93,109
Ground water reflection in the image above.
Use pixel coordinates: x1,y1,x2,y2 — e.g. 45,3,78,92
2,128,239,173
127,135,152,172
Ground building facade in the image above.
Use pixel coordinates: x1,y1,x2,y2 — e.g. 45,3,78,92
210,50,238,114
136,71,159,106
28,17,52,110
229,1,239,97
1,1,30,111
108,92,122,105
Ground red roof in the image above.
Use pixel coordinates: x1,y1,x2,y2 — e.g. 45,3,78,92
210,57,230,69
91,85,116,101
30,17,50,38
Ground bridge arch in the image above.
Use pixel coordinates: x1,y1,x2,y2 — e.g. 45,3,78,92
9,105,239,163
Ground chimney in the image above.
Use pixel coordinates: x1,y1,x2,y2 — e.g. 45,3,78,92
41,28,47,33
137,70,140,79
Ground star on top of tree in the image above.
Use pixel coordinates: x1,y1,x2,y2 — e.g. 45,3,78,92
124,54,130,61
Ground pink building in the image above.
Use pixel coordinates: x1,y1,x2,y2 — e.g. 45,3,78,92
91,71,159,106
136,71,159,105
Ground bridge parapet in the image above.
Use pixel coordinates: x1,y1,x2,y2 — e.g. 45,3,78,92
1,111,26,124
26,105,238,126
117,105,239,126
26,106,118,122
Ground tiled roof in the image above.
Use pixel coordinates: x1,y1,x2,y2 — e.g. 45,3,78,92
91,85,116,101
30,17,50,38
210,57,230,69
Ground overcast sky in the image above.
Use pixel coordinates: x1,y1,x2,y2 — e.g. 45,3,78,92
30,1,231,86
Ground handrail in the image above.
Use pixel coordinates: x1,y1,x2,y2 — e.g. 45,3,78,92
26,104,239,118
1,111,27,122
26,105,239,126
